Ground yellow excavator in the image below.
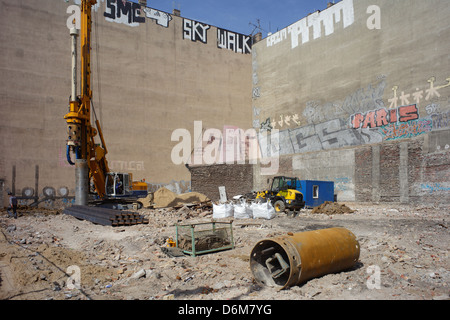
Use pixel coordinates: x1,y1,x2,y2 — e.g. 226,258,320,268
64,0,148,208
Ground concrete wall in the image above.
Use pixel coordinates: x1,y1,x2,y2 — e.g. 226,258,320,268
252,0,450,205
0,0,253,202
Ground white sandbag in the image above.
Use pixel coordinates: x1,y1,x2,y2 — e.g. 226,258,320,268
213,202,234,219
233,201,253,219
252,201,276,220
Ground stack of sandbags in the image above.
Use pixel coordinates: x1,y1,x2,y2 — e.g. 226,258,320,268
213,200,276,220
212,202,234,219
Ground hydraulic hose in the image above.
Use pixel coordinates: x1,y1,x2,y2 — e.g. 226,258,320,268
67,145,75,166
66,145,82,166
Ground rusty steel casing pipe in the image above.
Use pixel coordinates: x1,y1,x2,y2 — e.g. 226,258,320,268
250,227,360,290
75,159,89,206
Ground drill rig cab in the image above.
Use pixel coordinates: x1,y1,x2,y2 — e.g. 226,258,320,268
105,173,148,199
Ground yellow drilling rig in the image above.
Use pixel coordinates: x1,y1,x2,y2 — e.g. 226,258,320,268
64,0,148,209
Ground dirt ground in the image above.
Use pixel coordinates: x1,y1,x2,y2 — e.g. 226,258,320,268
0,201,448,301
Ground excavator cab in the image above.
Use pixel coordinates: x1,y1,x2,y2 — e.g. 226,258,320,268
105,172,132,197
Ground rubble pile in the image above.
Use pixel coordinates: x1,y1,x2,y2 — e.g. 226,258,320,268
0,202,448,300
311,201,355,215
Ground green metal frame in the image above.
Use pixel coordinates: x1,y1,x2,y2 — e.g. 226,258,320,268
175,221,234,257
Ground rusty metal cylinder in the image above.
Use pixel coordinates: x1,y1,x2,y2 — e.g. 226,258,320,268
250,227,360,290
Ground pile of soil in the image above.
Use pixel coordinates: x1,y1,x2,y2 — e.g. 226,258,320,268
311,201,355,215
152,187,209,208
177,234,231,252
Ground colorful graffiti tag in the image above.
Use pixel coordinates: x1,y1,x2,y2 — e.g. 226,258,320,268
379,119,433,141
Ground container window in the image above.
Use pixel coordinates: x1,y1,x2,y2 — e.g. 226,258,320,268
313,185,319,199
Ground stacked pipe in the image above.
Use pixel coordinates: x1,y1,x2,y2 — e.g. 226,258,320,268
64,205,149,227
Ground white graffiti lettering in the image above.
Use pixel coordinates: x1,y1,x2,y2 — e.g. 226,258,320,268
218,29,252,54
183,19,210,44
104,0,144,27
266,29,288,47
268,0,355,49
143,7,172,28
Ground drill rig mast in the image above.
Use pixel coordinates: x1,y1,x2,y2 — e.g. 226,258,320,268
65,0,148,208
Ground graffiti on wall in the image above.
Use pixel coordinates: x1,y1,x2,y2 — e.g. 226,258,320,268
351,105,419,129
426,104,450,130
259,118,383,156
217,29,252,54
256,73,450,157
268,114,302,130
420,183,450,194
379,119,433,141
387,77,450,109
143,7,172,28
104,0,145,26
183,19,210,43
103,0,172,27
431,111,450,130
182,19,253,54
262,79,387,131
305,80,387,125
259,118,273,132
69,0,173,28
267,0,355,49
67,0,251,53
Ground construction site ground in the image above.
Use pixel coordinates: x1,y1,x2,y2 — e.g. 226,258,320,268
0,201,448,302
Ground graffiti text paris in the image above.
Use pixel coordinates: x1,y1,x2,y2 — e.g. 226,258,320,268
351,105,419,129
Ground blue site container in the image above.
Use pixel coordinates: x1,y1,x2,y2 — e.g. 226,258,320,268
298,180,335,208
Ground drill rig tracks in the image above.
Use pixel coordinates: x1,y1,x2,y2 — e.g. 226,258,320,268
64,205,149,227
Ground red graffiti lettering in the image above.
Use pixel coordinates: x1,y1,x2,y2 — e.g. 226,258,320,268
376,108,389,127
389,108,398,123
362,111,376,128
398,104,419,122
351,113,364,129
351,105,419,129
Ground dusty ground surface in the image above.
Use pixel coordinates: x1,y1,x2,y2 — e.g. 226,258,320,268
0,202,448,301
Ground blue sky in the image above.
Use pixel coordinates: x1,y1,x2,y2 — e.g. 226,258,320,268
130,0,333,37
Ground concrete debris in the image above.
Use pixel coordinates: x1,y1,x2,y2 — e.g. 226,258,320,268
131,269,146,280
0,202,448,300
